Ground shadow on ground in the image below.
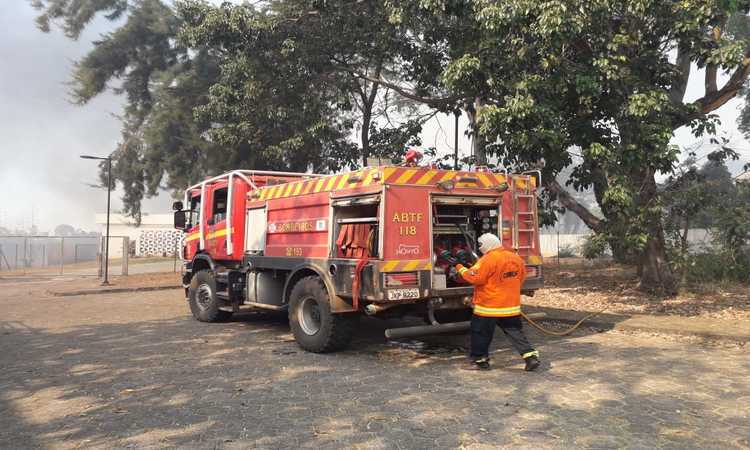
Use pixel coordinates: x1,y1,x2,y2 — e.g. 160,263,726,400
2,306,748,449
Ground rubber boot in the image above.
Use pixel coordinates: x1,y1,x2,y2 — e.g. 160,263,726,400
462,357,491,371
524,355,540,372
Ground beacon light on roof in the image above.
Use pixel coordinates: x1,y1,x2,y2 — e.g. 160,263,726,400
437,179,456,191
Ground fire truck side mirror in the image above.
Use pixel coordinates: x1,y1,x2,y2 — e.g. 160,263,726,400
172,201,184,211
174,211,187,230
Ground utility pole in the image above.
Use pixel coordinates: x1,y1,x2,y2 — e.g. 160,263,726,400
81,154,113,285
454,110,460,170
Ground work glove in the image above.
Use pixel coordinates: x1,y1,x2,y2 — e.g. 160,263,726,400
439,249,458,265
446,265,458,281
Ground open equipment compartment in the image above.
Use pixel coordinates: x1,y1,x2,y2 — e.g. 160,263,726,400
431,195,501,288
332,194,380,258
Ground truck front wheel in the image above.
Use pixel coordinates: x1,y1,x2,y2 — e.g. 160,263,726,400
188,270,231,322
288,276,357,353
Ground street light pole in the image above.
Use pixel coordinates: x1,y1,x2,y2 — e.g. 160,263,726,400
81,154,113,285
454,110,460,170
103,157,112,285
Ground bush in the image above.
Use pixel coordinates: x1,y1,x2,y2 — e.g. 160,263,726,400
581,234,609,260
680,251,750,284
557,244,577,258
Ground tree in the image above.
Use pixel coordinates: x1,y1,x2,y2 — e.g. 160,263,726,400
179,0,433,167
385,0,750,294
32,0,358,223
53,224,76,236
662,147,737,278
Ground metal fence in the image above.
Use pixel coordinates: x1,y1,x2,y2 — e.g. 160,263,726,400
0,235,182,277
539,229,717,264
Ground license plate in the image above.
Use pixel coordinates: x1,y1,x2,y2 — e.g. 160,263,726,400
387,288,420,301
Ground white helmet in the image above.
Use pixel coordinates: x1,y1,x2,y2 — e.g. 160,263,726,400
478,233,502,254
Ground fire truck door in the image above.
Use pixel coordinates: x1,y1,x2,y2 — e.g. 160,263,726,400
207,186,229,257
185,193,202,256
245,207,267,252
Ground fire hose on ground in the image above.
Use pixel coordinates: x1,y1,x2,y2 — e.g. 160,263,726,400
383,307,607,340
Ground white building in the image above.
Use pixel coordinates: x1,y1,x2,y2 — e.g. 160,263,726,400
95,213,183,257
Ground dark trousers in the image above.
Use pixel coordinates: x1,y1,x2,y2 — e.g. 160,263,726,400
469,314,535,361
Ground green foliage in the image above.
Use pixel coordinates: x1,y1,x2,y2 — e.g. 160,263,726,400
395,0,750,291
712,182,750,279
368,119,424,162
33,0,750,294
582,234,609,260
34,0,431,222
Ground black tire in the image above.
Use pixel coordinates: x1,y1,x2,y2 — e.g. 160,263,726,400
288,276,357,353
188,270,232,322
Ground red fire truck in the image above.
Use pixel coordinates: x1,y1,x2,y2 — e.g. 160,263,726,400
173,162,543,352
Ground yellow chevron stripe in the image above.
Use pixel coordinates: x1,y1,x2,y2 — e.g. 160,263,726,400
266,186,279,200
302,180,314,195
415,170,437,185
381,260,432,272
402,260,421,271
324,175,338,191
382,261,400,272
476,172,492,187
293,181,303,196
362,168,377,186
527,255,542,265
313,178,325,193
282,182,294,197
335,173,350,190
395,169,417,184
493,173,507,185
437,171,457,182
382,167,398,182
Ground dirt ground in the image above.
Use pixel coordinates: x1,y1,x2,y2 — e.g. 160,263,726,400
526,263,750,321
1,274,749,449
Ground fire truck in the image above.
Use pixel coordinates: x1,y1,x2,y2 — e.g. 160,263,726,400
173,160,543,352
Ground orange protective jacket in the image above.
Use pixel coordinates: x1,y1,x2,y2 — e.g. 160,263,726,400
456,247,526,317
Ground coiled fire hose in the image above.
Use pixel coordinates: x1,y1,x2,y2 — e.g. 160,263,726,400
520,308,607,336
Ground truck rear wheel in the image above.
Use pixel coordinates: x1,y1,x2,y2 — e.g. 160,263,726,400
188,270,231,322
288,276,356,353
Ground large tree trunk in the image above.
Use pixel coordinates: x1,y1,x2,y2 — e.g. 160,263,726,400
361,108,372,166
465,97,488,166
357,66,380,167
637,169,678,295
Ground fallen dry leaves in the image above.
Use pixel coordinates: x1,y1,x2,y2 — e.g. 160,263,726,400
526,263,750,321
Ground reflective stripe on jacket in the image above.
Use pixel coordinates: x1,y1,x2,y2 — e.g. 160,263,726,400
456,248,526,318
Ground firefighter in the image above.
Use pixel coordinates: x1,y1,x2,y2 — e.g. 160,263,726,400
456,233,541,371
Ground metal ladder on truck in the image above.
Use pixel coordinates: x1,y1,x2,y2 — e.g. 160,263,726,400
512,173,539,254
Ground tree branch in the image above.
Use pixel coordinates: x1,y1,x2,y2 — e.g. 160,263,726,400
688,56,750,119
544,178,603,232
705,64,718,95
333,65,467,107
669,45,691,105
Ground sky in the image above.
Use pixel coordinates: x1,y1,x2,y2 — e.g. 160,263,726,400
1,1,748,233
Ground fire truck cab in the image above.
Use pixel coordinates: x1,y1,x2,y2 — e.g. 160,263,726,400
174,164,543,352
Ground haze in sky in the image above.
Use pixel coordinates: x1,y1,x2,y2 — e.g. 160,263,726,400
1,1,748,233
